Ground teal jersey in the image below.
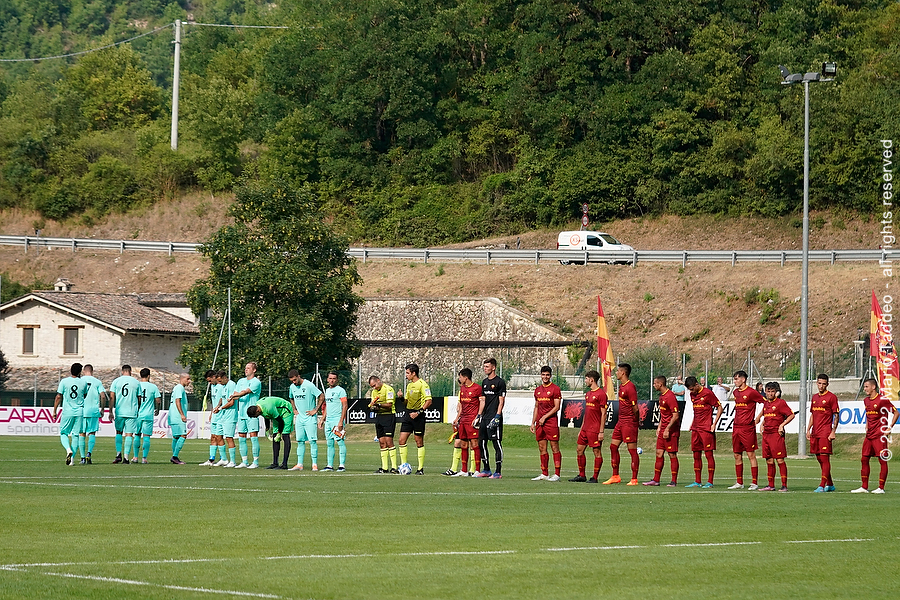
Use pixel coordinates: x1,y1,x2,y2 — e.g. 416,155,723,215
82,375,105,419
324,386,347,422
290,380,322,414
111,375,142,419
138,382,160,420
168,384,188,425
257,396,293,420
56,376,88,418
235,377,262,420
209,383,223,422
220,380,237,418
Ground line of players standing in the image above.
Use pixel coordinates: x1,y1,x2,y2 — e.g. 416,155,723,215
53,362,190,465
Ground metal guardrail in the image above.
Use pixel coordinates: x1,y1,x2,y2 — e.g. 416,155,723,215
1,234,896,265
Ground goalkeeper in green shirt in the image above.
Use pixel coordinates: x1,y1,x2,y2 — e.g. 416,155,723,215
247,396,294,470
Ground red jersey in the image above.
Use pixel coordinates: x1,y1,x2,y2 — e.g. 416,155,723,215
732,386,764,429
690,387,721,432
617,380,638,426
583,387,608,431
761,398,793,434
809,391,839,438
864,396,897,439
534,382,562,418
658,390,679,431
458,383,483,420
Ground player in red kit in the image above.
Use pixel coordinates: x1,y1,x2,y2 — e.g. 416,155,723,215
644,375,680,486
603,363,640,485
728,370,765,491
531,366,562,481
685,376,723,488
446,368,482,477
570,370,607,483
807,374,840,492
756,382,794,491
851,378,899,494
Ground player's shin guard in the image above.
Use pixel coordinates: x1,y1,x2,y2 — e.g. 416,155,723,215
282,437,291,466
751,465,759,485
778,461,788,487
669,454,679,482
577,453,587,477
399,444,408,465
479,439,490,471
540,453,549,475
209,444,217,461
238,437,248,462
610,444,620,476
628,448,639,479
861,457,871,489
735,462,743,485
822,455,833,486
218,444,227,461
380,448,390,470
87,432,96,454
123,436,133,459
77,435,86,458
767,462,776,487
389,446,398,469
594,455,603,479
60,434,72,453
142,436,151,458
553,451,562,476
228,446,236,463
473,447,481,473
452,447,462,472
327,438,336,467
174,436,185,457
492,440,503,474
417,445,425,469
338,438,347,466
272,440,281,464
250,437,260,461
878,458,888,490
705,451,716,483
693,452,702,483
309,440,318,465
115,433,123,455
653,455,663,482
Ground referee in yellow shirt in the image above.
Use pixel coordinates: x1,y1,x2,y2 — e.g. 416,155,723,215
397,363,432,475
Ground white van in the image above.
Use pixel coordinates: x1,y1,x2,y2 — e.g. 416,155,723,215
556,230,634,264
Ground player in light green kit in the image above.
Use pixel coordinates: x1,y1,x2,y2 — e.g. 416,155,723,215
200,369,226,466
247,396,294,470
135,368,160,463
214,370,238,466
79,364,106,465
321,372,348,472
110,365,142,466
229,362,263,468
53,362,88,465
169,373,190,464
288,369,324,471
397,363,432,475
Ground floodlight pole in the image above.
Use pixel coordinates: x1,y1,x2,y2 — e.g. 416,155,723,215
170,19,181,150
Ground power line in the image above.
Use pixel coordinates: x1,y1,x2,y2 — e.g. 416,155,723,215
0,23,173,62
186,22,290,29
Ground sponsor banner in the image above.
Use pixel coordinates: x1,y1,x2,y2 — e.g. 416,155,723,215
346,398,445,425
0,408,264,439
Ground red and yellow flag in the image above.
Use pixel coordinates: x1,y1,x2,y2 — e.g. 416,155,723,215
597,297,615,392
870,291,899,402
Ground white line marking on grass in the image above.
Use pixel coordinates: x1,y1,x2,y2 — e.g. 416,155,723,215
263,554,375,560
783,538,874,544
397,550,517,556
661,542,762,548
546,545,646,551
2,568,283,598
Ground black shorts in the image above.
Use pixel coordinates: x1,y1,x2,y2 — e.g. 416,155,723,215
400,410,426,435
374,414,396,438
479,421,503,442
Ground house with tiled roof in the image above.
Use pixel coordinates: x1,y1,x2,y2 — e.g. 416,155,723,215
0,290,199,376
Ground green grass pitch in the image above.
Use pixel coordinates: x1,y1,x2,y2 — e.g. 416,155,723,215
0,425,897,599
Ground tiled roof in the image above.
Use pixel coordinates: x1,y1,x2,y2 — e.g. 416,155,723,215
136,293,189,307
26,292,198,335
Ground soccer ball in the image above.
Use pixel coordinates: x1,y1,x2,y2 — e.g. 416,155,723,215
637,447,643,455
398,463,412,475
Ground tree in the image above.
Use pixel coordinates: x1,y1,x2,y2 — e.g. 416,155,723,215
179,181,363,383
0,347,9,390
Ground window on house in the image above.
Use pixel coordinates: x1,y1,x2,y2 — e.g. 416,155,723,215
63,328,79,355
22,327,35,354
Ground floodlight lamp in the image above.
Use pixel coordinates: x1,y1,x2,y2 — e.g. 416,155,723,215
822,62,837,77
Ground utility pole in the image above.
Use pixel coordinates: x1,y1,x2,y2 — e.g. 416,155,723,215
170,19,182,150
